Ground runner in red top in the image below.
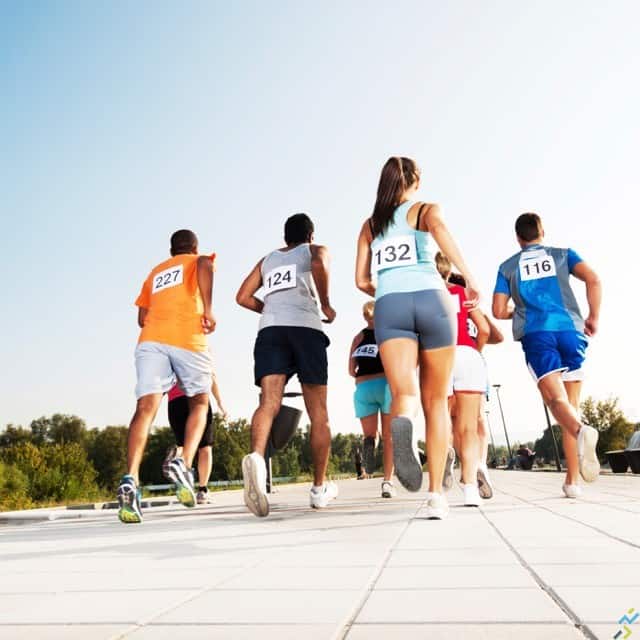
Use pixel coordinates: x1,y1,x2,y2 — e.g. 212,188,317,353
436,253,489,507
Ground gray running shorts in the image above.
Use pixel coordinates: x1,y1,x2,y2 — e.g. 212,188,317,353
374,289,457,350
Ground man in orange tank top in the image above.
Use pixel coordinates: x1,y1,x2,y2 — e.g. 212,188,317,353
117,229,216,523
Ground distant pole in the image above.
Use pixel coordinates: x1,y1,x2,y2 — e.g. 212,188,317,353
543,403,562,472
485,409,497,463
493,384,512,459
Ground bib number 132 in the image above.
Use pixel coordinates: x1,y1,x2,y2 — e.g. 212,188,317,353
263,264,297,296
372,235,417,272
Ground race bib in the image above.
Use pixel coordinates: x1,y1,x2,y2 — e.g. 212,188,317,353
372,235,417,272
353,344,379,358
152,264,183,294
519,250,556,281
263,264,296,296
467,318,479,339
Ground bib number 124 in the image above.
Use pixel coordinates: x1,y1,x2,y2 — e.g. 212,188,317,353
372,235,418,272
263,264,297,296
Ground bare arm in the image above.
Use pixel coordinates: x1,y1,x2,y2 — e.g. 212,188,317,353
348,332,362,378
492,293,514,320
355,220,376,296
137,307,148,328
424,205,479,305
484,313,505,344
310,244,336,323
210,372,227,418
235,260,265,314
572,261,602,336
197,255,215,333
469,308,490,351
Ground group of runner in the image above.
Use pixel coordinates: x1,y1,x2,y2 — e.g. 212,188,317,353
117,155,602,524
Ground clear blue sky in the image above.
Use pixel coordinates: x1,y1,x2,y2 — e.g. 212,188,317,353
2,1,639,446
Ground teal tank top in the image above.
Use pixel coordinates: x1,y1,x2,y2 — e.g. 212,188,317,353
371,201,444,300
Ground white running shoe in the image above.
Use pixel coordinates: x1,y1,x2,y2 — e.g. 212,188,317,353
310,481,339,509
477,463,494,499
578,425,600,482
242,452,269,517
442,447,456,492
425,492,449,520
562,483,583,499
463,483,481,507
381,480,396,498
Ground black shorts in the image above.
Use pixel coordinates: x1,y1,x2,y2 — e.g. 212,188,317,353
254,326,330,387
167,396,214,448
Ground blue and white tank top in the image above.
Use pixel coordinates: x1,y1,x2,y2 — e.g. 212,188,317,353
370,201,444,300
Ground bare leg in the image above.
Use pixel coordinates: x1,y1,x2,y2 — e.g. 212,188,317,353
183,393,209,468
381,413,393,481
419,346,456,493
538,373,581,485
197,446,213,487
302,384,331,486
250,375,286,456
453,392,482,484
127,393,162,483
564,380,582,413
360,414,378,439
379,338,419,419
476,400,490,465
449,395,459,454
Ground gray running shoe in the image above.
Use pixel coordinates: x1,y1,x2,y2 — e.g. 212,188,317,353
168,457,196,508
162,445,178,482
391,417,423,492
477,463,494,499
442,447,456,491
363,436,376,475
196,488,209,505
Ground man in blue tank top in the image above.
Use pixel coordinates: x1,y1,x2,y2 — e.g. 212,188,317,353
236,213,338,517
492,213,602,498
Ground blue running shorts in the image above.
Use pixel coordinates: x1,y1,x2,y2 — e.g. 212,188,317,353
354,377,392,418
520,330,588,382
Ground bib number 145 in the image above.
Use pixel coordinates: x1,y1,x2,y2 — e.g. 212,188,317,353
372,235,417,272
263,264,297,296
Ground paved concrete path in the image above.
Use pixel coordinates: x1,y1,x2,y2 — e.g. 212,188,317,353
1,471,638,640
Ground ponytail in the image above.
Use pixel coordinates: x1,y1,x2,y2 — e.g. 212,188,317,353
370,157,420,237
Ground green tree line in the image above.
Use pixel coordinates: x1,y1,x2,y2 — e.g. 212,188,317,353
0,413,366,512
534,397,638,463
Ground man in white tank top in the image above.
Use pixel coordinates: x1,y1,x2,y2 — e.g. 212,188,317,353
236,213,338,517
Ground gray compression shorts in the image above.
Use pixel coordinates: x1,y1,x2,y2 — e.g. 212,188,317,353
374,289,457,350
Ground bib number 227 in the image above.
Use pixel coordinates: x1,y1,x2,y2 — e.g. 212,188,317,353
372,235,417,272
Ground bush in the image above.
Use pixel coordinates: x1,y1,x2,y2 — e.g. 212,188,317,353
87,426,128,491
1,442,100,504
0,461,32,511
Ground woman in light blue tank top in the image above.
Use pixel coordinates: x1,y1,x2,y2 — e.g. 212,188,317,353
355,156,480,520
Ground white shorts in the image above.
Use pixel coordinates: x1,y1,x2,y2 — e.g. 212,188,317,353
562,367,585,382
448,345,487,395
134,341,212,399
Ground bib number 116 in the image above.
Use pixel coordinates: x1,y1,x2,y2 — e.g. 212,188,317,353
519,255,557,281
